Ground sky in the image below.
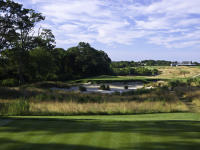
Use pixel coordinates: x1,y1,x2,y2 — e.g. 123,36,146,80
15,0,200,61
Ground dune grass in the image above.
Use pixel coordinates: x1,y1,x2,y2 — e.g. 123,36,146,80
29,101,188,115
2,85,200,115
192,99,200,107
0,113,200,150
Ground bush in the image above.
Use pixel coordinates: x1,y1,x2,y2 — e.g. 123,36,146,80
168,80,187,89
79,85,87,92
185,77,200,87
112,67,159,76
124,85,128,89
0,99,30,115
99,84,110,90
35,94,48,101
1,79,18,87
121,88,153,96
0,87,21,99
34,82,70,89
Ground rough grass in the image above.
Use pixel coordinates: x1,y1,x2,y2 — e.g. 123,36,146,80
152,66,200,79
0,113,200,150
29,101,189,115
192,99,200,107
2,85,200,115
1,78,200,115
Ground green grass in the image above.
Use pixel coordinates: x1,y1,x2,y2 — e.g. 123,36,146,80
69,66,200,84
1,113,200,150
71,75,159,84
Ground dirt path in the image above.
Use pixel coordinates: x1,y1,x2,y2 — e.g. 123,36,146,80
0,119,12,127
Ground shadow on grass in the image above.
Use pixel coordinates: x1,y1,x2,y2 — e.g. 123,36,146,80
124,141,200,150
0,138,113,150
0,118,200,150
1,118,200,139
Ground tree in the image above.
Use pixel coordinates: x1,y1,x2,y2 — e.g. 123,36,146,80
33,28,56,51
29,47,57,81
65,42,111,78
51,48,69,80
0,0,45,84
0,0,17,50
0,49,18,80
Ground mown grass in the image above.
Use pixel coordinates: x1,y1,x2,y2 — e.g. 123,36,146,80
71,75,153,84
70,66,200,83
0,113,200,150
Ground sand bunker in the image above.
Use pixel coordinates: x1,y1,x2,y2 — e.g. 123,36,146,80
51,82,144,94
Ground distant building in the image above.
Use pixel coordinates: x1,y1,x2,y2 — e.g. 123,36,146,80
171,61,196,66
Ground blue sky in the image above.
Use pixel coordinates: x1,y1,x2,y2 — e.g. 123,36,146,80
16,0,200,61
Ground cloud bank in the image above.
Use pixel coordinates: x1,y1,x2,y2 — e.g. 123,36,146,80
22,0,200,48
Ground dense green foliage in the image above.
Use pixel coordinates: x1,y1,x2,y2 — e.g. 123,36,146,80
0,0,45,84
111,61,139,68
112,67,159,76
141,60,172,66
0,42,112,84
0,1,112,85
111,60,172,68
64,42,111,79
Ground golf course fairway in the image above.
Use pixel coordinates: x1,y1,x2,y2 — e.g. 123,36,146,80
0,113,200,150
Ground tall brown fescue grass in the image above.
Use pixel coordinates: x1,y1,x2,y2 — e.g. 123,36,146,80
30,101,189,115
152,66,200,79
1,81,200,115
184,89,200,100
192,99,200,107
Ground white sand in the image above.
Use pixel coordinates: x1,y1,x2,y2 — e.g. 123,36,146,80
51,82,144,94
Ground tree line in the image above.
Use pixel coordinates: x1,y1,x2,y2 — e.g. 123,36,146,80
0,0,111,86
111,60,172,68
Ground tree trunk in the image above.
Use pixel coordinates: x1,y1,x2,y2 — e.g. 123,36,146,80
18,59,24,85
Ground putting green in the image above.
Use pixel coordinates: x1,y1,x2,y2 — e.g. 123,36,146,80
0,113,200,150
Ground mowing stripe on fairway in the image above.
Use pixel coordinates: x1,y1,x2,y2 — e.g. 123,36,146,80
0,114,200,150
7,113,200,121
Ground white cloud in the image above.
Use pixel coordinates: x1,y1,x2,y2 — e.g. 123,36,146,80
26,0,200,48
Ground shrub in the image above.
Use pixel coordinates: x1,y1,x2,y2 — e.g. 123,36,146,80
79,85,87,92
186,77,200,87
106,85,110,90
35,82,70,89
35,94,48,101
121,88,153,96
0,87,21,99
124,85,128,89
0,99,30,115
168,80,188,89
99,84,110,90
1,79,18,87
112,67,159,76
